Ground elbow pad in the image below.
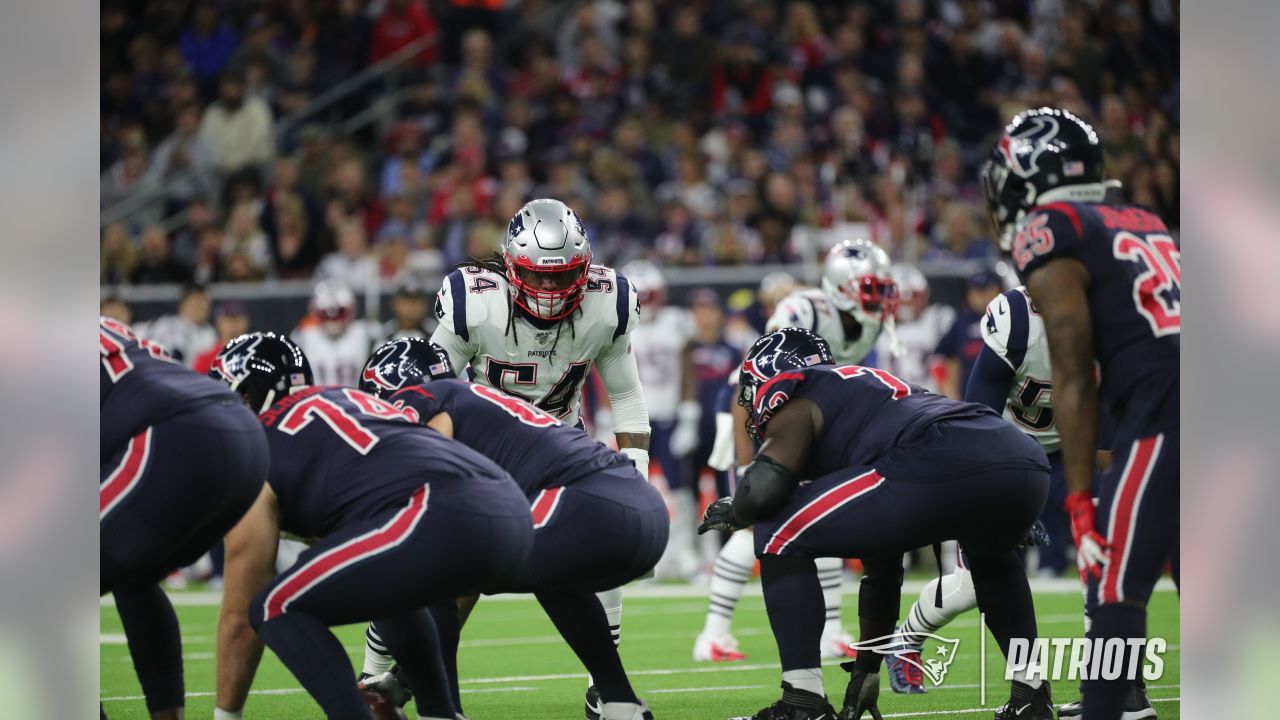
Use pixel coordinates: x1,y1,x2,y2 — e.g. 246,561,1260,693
731,455,796,527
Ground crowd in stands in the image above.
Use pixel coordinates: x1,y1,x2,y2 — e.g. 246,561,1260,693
101,0,1179,288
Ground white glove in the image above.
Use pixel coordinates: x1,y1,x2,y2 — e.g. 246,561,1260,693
706,411,736,471
670,401,702,458
620,446,650,481
214,709,243,720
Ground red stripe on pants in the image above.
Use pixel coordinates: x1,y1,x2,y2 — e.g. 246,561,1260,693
263,486,430,621
1101,436,1161,604
764,470,884,555
100,427,153,520
530,486,565,529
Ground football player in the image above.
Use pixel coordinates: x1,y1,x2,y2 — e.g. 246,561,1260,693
292,279,377,386
101,318,268,720
623,260,701,580
209,333,533,720
985,107,1179,720
695,239,899,663
699,328,1055,720
874,264,953,392
357,338,667,720
429,198,650,714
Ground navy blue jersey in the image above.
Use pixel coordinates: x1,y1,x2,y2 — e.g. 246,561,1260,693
387,379,630,495
1012,201,1180,426
934,306,985,387
690,339,742,437
754,365,993,478
100,317,238,461
258,386,512,539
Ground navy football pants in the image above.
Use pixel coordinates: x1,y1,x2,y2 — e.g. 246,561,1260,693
100,399,268,715
753,414,1050,672
250,483,533,719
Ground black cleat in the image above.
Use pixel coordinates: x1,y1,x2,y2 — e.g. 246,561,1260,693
837,663,884,720
729,682,836,720
585,685,655,720
1057,679,1156,719
994,680,1054,720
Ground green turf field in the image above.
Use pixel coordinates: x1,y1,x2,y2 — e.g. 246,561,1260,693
101,585,1179,719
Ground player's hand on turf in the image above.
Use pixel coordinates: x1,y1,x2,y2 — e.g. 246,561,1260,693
698,497,738,534
1064,490,1109,582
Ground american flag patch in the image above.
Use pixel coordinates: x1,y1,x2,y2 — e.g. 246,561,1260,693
1063,160,1085,177
803,354,823,365
428,362,449,376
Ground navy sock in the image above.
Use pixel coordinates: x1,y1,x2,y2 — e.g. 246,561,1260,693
114,585,184,713
376,608,456,718
969,550,1038,660
536,589,638,703
1083,604,1146,720
255,612,368,719
760,554,824,672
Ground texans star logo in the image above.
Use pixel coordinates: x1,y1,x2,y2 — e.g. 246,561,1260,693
999,116,1060,179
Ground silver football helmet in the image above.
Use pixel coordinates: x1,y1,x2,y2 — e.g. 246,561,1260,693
820,238,898,325
503,198,592,320
311,279,356,338
890,263,929,322
620,259,666,320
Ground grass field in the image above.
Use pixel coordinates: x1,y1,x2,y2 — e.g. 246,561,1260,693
101,582,1179,719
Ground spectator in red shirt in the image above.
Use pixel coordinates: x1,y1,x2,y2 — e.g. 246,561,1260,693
369,0,439,67
192,301,251,375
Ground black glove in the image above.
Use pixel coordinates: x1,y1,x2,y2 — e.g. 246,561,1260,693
698,497,738,534
1019,519,1051,548
839,663,885,720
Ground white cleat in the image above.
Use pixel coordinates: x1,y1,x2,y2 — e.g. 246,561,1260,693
820,629,859,659
692,631,747,662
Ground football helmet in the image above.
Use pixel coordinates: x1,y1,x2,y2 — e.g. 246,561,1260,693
982,107,1114,251
503,198,592,320
820,238,898,324
737,328,834,445
311,279,356,337
359,337,455,400
209,331,313,414
890,264,929,322
620,259,666,318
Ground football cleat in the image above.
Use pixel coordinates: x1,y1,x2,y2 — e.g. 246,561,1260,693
729,682,836,720
837,664,884,720
993,680,1053,720
693,632,747,662
820,630,859,660
585,686,654,720
1057,680,1157,719
358,669,413,708
885,652,927,694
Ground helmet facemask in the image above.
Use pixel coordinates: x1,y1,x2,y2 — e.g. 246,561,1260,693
505,257,591,320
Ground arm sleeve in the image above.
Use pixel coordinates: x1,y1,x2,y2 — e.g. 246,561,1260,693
595,329,649,434
964,344,1016,414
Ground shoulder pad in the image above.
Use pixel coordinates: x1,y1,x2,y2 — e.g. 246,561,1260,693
981,288,1032,370
584,265,638,340
436,269,498,340
1012,202,1087,275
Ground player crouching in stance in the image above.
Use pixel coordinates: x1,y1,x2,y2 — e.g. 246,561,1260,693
209,333,534,720
101,318,269,720
699,328,1055,720
430,198,651,716
356,338,667,720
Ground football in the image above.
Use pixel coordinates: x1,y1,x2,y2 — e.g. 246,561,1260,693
361,687,408,720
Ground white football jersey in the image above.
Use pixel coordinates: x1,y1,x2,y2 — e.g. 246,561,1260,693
876,303,955,392
982,287,1059,453
292,320,377,387
431,264,641,426
767,288,882,365
632,306,693,421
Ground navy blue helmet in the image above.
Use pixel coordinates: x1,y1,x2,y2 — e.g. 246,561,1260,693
359,337,455,400
738,327,834,444
209,332,313,413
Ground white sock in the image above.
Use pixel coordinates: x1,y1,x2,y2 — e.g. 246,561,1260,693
782,667,825,695
362,623,395,676
897,567,977,651
816,556,845,638
597,586,623,647
703,529,754,636
602,701,644,720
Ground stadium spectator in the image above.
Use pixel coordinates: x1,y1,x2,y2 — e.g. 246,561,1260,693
934,270,1004,399
223,202,274,279
101,222,138,286
131,226,191,286
179,2,239,96
199,71,274,174
369,0,439,67
191,224,228,285
315,219,377,290
144,102,218,214
378,282,435,341
268,194,320,280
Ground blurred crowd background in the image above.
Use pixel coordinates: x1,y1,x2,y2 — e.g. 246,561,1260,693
101,0,1179,291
